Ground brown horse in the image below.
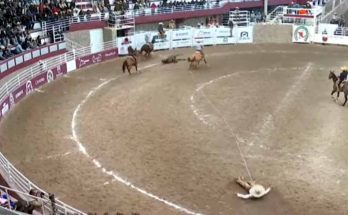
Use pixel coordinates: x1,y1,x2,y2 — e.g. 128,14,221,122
187,51,207,68
329,71,348,106
140,43,154,56
122,56,138,75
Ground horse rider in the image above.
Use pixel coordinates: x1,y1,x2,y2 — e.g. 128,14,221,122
235,176,271,199
195,41,205,57
127,45,137,61
338,66,348,89
158,22,165,38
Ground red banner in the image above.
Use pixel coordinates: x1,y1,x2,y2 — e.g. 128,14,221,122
47,63,67,82
102,48,118,61
31,72,48,89
11,84,26,104
76,49,119,69
0,97,10,120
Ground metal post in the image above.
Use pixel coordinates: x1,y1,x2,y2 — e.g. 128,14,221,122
264,0,268,17
5,188,11,210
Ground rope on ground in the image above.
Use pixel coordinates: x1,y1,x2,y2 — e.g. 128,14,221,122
189,70,254,181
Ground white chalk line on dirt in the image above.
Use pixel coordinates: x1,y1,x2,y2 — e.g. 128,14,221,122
189,65,316,180
71,63,204,215
190,66,305,127
189,69,263,181
248,63,313,148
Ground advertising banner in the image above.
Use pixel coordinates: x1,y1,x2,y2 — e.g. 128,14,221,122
102,48,118,61
76,53,97,69
292,25,314,43
47,63,68,82
237,26,253,43
214,27,236,45
313,33,348,45
171,29,192,48
193,28,215,45
11,84,26,104
0,96,10,119
117,36,135,55
31,72,48,89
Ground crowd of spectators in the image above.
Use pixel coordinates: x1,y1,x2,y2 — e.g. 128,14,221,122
0,0,74,61
94,0,212,14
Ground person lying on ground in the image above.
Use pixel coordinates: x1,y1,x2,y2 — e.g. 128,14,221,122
235,176,271,199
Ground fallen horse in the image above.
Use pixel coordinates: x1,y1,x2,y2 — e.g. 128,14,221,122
161,54,186,64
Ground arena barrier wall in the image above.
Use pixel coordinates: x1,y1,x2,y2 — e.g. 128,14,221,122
117,26,254,55
0,42,66,81
292,23,348,45
0,40,118,215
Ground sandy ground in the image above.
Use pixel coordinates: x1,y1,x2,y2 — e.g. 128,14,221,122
0,44,348,215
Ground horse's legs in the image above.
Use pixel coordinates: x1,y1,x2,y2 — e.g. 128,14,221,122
127,66,131,75
204,57,207,64
343,94,347,106
331,89,336,96
337,91,340,99
135,63,139,73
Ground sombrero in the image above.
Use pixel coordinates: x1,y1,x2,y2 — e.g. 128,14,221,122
341,66,348,71
249,184,266,198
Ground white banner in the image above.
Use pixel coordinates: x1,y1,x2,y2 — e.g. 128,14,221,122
237,26,253,44
313,33,348,45
192,27,215,46
292,25,314,43
119,26,253,54
171,29,192,48
117,36,134,55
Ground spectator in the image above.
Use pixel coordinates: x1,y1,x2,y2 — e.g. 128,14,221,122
168,19,176,29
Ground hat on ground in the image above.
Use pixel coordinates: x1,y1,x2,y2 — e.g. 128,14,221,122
249,184,266,198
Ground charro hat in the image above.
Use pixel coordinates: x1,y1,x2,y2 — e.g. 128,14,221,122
341,66,348,71
249,184,266,198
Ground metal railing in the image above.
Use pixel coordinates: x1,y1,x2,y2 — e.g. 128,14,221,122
131,0,257,17
0,39,117,215
38,0,259,35
0,184,53,214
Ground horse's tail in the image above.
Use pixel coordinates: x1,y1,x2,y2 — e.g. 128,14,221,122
122,60,127,73
187,57,191,62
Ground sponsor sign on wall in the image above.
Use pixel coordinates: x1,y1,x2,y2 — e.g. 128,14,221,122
292,25,314,43
237,27,253,44
171,29,192,48
11,84,26,104
102,48,118,61
118,36,135,55
193,28,215,45
0,97,10,119
76,49,119,69
31,72,48,89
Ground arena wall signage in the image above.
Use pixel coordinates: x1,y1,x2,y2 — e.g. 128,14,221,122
292,25,314,43
119,26,253,54
311,23,348,46
76,48,119,69
0,48,118,122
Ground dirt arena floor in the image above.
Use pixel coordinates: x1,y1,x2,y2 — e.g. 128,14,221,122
1,44,348,215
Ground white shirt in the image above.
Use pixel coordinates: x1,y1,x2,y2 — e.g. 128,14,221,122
237,184,271,199
196,44,203,51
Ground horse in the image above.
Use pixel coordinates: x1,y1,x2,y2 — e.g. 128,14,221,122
187,51,207,69
161,54,185,64
140,42,154,57
128,46,139,56
328,71,348,106
122,55,138,75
